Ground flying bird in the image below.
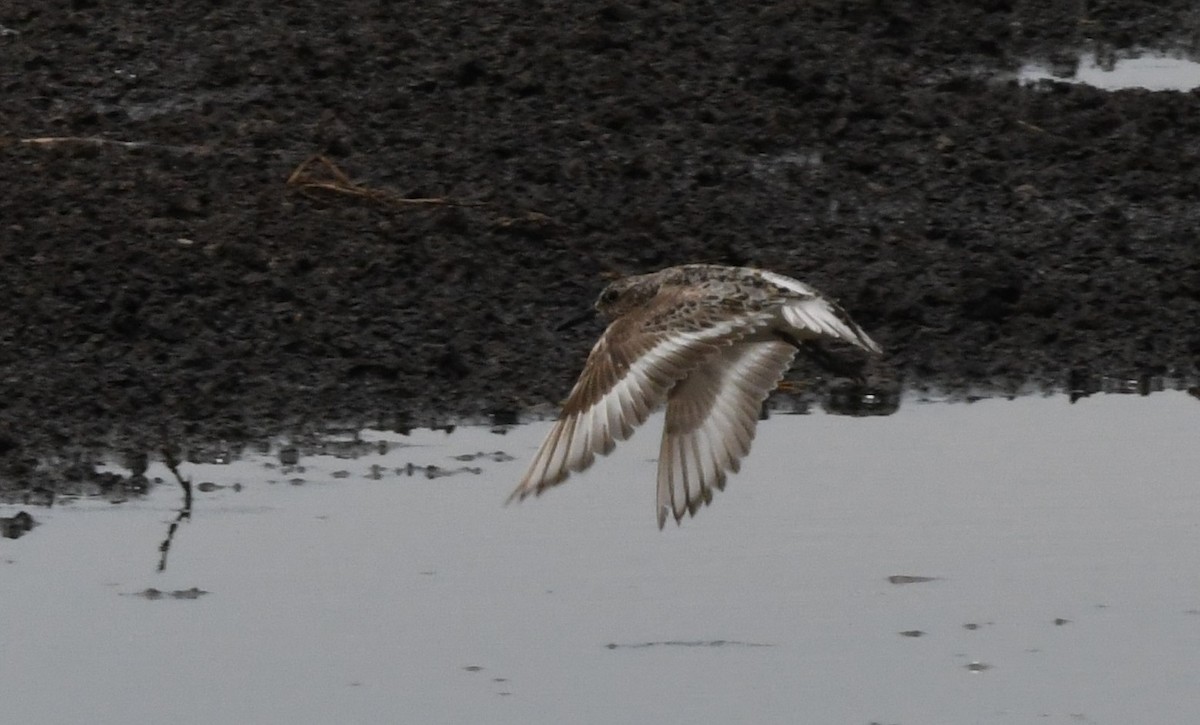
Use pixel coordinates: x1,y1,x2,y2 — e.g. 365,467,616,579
507,264,882,527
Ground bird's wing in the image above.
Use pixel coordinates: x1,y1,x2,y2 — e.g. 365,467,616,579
656,338,798,528
509,300,772,503
779,296,882,354
752,269,881,354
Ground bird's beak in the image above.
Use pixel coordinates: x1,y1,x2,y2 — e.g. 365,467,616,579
554,308,594,332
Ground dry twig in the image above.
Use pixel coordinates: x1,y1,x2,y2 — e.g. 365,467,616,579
286,154,479,209
15,136,209,153
21,135,149,149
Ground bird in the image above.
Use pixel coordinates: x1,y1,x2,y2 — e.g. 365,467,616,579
507,264,882,528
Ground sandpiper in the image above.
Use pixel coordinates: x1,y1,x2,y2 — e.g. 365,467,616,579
507,264,882,528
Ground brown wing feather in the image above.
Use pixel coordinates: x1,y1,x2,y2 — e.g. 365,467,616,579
509,295,774,503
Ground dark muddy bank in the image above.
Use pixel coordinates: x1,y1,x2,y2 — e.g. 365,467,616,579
1,2,1198,481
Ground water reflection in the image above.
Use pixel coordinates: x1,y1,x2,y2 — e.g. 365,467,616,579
2,388,1199,724
4,378,1196,510
156,447,193,572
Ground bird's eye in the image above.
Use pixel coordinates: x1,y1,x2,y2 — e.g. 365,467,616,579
600,289,619,304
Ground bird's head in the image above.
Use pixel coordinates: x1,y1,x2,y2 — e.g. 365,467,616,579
594,274,660,320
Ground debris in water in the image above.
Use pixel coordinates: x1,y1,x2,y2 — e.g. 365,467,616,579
396,462,483,479
606,640,774,650
451,450,515,462
0,511,36,539
126,587,209,600
887,575,940,585
195,481,242,492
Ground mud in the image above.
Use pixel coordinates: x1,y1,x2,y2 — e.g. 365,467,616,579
2,3,1199,482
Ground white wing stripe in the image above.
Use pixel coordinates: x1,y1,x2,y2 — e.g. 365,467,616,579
754,269,820,297
514,317,774,502
657,340,798,526
781,298,882,353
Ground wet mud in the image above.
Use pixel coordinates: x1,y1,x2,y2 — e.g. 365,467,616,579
2,3,1199,485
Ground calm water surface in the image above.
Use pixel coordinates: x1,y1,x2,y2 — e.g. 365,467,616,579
2,391,1199,724
1019,51,1200,91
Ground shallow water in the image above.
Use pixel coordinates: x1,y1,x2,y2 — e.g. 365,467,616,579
1019,51,1200,91
2,391,1199,724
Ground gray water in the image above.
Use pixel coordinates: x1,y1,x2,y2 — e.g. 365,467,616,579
1019,51,1200,91
2,391,1199,724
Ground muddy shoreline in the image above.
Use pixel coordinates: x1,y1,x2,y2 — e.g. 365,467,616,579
2,3,1199,484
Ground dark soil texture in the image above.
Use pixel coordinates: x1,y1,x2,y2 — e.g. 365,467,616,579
2,2,1199,481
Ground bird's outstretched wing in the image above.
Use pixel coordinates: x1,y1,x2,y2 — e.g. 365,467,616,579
779,295,882,354
509,300,773,503
753,269,882,354
656,339,798,527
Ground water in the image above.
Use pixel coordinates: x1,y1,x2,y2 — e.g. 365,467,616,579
1019,51,1200,91
2,391,1199,724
